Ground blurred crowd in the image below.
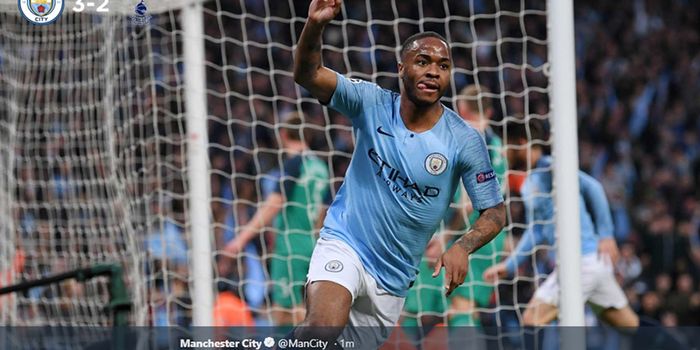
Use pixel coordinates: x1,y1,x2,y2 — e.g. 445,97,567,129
573,0,700,326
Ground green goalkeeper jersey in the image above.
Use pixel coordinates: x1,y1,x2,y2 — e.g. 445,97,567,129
272,153,329,255
269,153,329,309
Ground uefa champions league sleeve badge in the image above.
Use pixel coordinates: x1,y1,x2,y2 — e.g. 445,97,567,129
19,0,64,25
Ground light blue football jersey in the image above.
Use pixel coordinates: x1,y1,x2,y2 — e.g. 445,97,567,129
320,73,503,297
504,156,615,275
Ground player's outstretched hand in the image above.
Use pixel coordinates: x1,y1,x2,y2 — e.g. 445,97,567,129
308,0,342,25
432,244,469,296
424,237,444,268
483,262,507,283
224,236,246,256
597,237,619,266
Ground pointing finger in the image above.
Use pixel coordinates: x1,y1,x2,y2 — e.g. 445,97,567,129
432,256,443,277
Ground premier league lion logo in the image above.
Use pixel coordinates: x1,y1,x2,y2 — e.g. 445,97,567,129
131,0,152,25
134,1,147,16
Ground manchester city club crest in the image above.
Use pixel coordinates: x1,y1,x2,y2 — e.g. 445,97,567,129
19,0,64,25
324,260,343,272
30,0,52,16
425,152,448,175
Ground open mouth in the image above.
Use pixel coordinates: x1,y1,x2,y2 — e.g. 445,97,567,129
417,80,439,93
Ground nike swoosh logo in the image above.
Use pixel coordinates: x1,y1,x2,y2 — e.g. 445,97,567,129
376,126,394,137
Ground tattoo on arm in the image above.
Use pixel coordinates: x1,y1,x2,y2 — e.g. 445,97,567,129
456,203,506,254
294,23,325,82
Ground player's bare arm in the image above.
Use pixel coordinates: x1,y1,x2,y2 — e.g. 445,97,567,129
597,237,620,265
293,0,341,104
457,202,506,253
434,202,506,295
224,192,284,255
483,262,507,282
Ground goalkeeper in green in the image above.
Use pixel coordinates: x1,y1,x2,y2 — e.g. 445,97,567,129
225,113,330,326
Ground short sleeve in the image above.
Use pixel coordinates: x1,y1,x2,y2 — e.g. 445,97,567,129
504,178,552,275
523,180,555,246
460,129,503,211
328,72,381,120
579,172,614,238
275,156,304,200
262,169,282,198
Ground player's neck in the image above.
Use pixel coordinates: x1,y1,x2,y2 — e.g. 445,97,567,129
285,141,306,154
399,96,443,132
475,117,490,133
464,115,489,133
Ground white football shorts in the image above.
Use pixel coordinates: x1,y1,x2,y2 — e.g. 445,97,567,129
306,237,405,348
534,253,628,309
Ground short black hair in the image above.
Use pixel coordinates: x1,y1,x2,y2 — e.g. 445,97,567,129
399,31,450,60
504,117,547,145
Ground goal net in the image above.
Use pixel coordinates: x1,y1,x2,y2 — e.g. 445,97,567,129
0,0,555,337
0,1,202,326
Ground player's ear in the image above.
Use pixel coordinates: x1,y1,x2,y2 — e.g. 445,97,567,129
398,62,404,79
455,99,466,116
278,127,288,144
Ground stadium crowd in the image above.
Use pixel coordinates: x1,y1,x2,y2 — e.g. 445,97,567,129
573,0,700,327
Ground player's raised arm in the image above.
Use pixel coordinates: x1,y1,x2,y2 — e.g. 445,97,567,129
294,0,342,104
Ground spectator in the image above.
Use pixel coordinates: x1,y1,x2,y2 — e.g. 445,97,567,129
616,243,642,286
666,274,699,326
213,259,255,327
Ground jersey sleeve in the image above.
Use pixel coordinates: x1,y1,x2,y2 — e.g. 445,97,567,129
579,172,614,239
504,179,552,275
273,156,304,200
261,169,282,199
459,128,504,211
505,227,538,275
327,72,381,122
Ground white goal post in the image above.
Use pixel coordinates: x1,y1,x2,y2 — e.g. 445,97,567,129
547,0,585,328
